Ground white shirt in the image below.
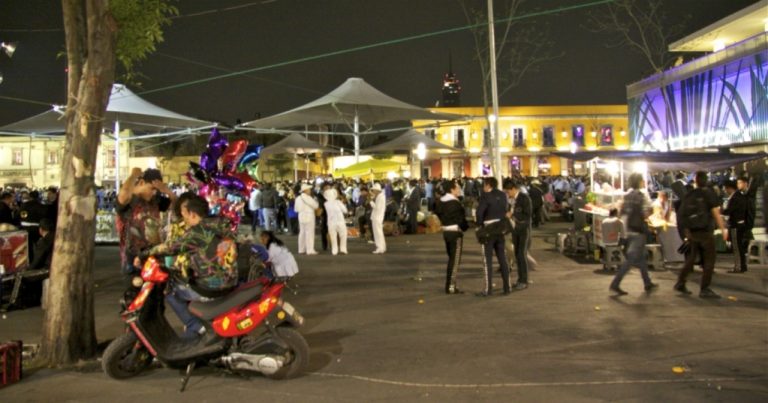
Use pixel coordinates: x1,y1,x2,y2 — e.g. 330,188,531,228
268,244,298,278
295,193,319,222
248,188,261,211
371,192,386,222
325,199,348,225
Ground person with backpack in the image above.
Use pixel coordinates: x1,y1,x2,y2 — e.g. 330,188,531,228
609,173,658,296
675,171,728,298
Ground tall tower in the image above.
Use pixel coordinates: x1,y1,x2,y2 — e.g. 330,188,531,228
441,53,461,107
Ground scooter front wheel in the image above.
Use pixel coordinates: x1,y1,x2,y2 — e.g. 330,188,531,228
102,332,153,379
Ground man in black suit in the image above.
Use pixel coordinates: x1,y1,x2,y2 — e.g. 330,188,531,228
475,177,510,296
723,180,750,273
29,218,55,271
505,181,532,290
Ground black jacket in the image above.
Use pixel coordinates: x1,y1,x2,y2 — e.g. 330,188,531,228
435,196,466,228
0,202,18,226
407,187,422,210
30,231,55,270
723,190,748,228
511,192,532,229
476,189,508,225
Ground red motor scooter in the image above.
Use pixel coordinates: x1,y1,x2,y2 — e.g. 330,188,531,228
102,256,308,391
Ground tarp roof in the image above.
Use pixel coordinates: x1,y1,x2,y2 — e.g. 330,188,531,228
552,150,767,172
334,159,405,177
0,84,213,136
362,129,462,153
260,133,334,156
0,108,66,136
241,77,463,130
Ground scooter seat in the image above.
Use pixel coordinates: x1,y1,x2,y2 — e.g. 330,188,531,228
189,281,263,321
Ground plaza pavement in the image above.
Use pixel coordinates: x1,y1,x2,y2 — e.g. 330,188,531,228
0,220,766,402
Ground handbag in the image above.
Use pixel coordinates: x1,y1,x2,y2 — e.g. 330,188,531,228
475,220,509,243
677,240,690,255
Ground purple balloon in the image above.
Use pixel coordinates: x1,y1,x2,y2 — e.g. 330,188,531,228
200,151,218,174
207,128,228,161
213,173,245,192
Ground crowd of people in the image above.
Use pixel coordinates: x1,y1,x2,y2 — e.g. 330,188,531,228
1,162,763,320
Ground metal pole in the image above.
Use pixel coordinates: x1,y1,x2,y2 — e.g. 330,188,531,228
114,120,120,190
293,153,298,182
354,108,360,164
487,0,503,187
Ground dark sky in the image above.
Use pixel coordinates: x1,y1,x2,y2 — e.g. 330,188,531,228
0,0,759,126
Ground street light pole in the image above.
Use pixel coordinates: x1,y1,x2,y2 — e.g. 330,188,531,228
487,0,503,188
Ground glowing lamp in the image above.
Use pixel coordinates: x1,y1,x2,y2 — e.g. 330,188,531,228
488,114,497,123
632,161,647,173
1,42,17,58
415,142,426,160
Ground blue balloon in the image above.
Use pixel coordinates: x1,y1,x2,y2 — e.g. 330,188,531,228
237,145,263,170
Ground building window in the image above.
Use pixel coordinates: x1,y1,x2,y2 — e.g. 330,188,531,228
572,125,585,146
12,148,23,166
453,128,465,149
425,129,436,140
542,126,555,147
482,128,491,148
105,148,116,168
512,127,525,147
600,125,614,146
47,150,59,165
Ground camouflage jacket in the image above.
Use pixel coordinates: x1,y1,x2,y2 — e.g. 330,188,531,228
153,218,238,297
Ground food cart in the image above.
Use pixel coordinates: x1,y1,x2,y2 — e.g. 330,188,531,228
0,230,38,307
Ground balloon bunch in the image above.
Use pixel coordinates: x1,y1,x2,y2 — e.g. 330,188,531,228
186,128,262,232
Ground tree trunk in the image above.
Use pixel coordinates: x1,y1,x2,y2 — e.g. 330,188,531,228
39,0,117,366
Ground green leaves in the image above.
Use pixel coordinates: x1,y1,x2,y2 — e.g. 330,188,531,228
111,0,178,84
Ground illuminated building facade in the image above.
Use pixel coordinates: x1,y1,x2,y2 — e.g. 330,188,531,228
414,105,629,178
627,0,768,152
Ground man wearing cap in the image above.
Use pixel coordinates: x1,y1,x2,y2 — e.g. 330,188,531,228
295,183,319,255
116,167,176,279
370,183,387,254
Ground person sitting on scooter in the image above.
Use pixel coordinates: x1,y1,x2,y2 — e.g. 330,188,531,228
144,194,238,340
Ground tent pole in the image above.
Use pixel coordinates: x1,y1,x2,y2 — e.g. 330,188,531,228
305,156,309,179
354,108,360,163
114,120,121,190
293,153,298,182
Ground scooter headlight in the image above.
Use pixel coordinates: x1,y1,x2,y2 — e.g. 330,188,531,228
131,276,144,288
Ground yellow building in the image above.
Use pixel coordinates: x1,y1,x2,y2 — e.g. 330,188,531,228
413,105,629,178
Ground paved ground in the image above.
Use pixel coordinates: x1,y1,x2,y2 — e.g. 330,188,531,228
1,220,766,402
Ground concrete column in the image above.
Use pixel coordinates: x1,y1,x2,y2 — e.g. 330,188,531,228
441,158,450,179
470,157,480,177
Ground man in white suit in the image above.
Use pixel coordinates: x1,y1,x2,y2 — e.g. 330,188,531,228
370,183,387,254
295,183,319,255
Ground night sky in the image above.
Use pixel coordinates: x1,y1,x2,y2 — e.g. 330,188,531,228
0,0,760,127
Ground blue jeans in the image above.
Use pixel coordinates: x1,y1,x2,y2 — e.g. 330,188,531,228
250,208,261,232
166,281,206,338
262,208,276,231
610,233,652,289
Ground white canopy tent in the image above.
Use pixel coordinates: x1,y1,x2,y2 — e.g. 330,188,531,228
0,83,217,187
260,133,335,181
239,77,464,162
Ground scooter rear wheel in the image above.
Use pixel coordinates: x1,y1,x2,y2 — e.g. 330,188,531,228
102,332,153,379
265,327,309,380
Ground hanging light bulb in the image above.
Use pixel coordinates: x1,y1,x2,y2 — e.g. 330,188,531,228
1,42,17,58
0,72,3,85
